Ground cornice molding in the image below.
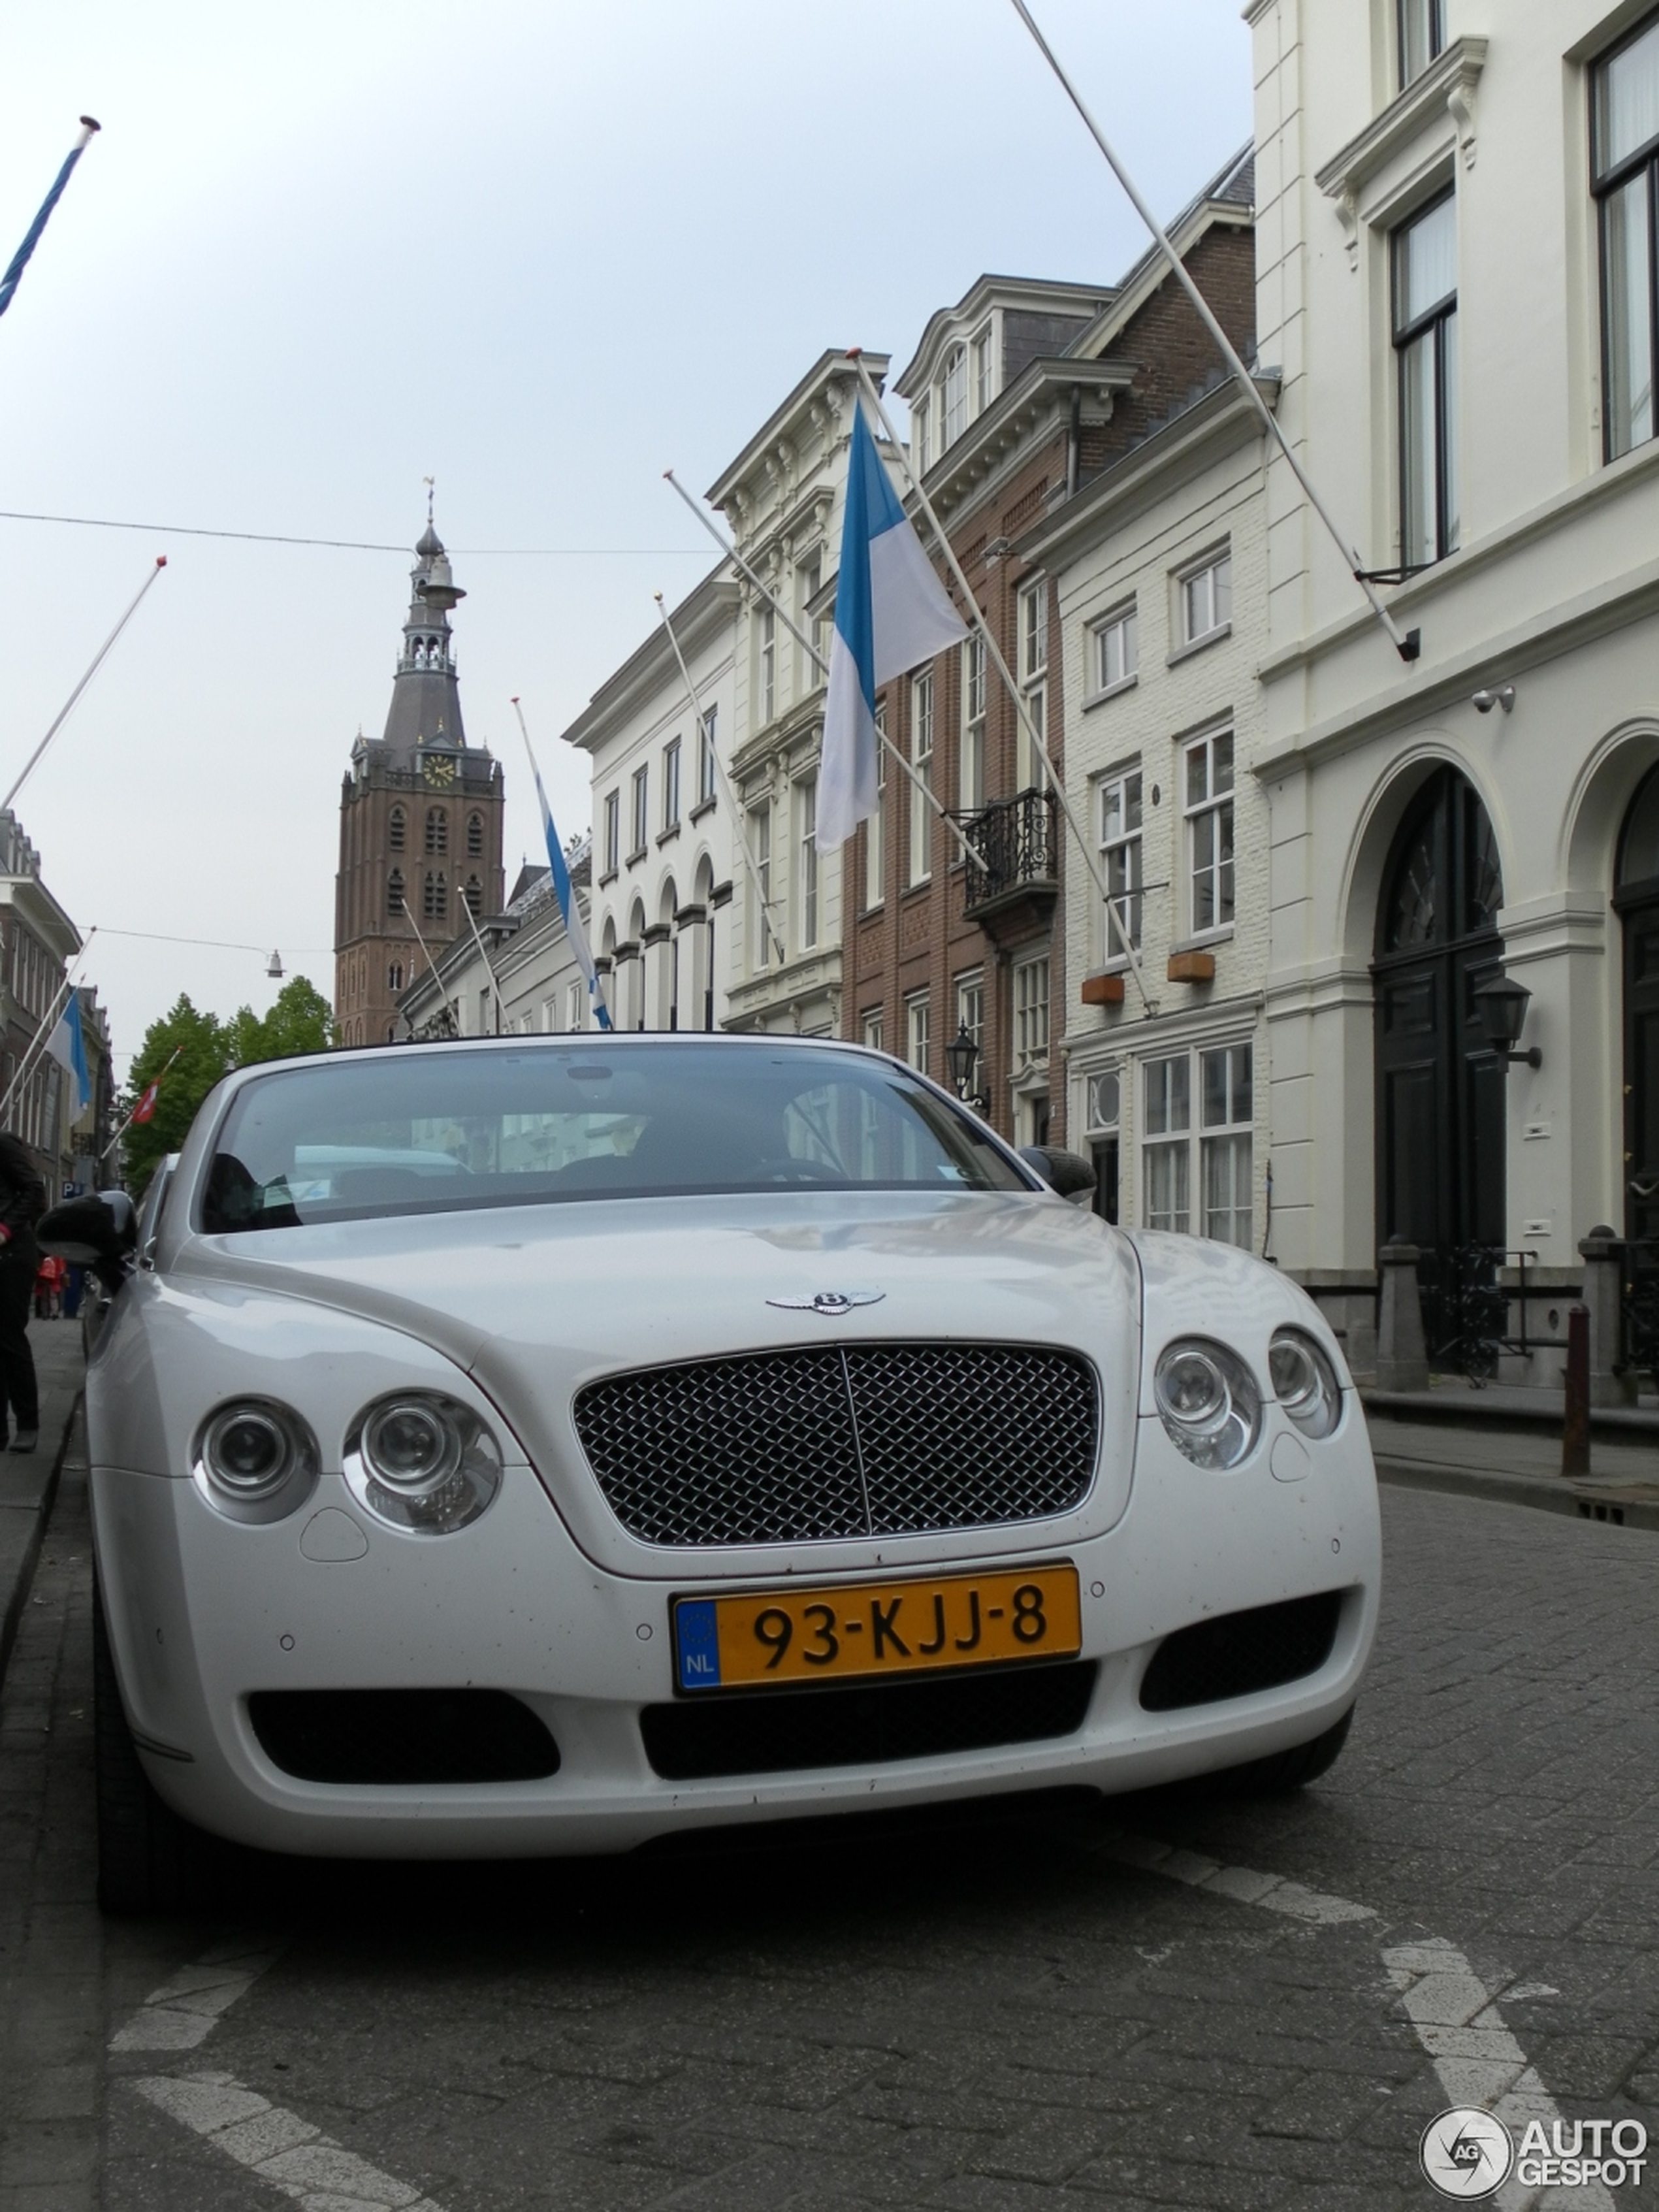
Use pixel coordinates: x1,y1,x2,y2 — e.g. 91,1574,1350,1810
1315,37,1489,250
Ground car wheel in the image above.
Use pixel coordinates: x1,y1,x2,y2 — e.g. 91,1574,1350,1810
93,1584,210,1914
1212,1703,1356,1796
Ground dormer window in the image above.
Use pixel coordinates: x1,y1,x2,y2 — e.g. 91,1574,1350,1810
973,324,995,413
941,344,968,447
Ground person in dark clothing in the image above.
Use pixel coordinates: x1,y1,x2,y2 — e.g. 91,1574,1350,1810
0,1133,46,1452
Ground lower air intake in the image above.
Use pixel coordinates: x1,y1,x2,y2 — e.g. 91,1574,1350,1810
1138,1591,1344,1712
640,1661,1098,1781
248,1689,560,1784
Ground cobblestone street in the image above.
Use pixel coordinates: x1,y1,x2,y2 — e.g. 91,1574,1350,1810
3,1425,1656,2211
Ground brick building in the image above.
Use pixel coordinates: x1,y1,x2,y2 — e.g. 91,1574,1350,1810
333,522,505,1046
845,154,1256,1158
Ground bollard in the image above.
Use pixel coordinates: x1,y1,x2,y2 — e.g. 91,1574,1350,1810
1562,1303,1590,1478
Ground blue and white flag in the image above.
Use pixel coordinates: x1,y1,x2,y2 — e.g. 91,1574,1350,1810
532,768,611,1031
0,119,101,325
44,990,89,1113
818,400,968,852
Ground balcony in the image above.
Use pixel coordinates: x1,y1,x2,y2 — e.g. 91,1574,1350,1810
956,787,1059,940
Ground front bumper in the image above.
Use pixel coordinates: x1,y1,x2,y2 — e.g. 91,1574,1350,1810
92,1405,1381,1858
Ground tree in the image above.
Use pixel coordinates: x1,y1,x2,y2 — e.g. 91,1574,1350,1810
121,996,231,1195
121,976,334,1194
225,977,335,1069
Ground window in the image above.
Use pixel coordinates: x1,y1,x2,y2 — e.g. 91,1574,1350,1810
1394,191,1458,566
388,807,406,853
1180,550,1232,645
758,606,777,724
1594,15,1659,461
630,766,649,858
914,395,931,473
908,670,934,885
1091,602,1137,694
749,802,772,972
797,777,818,949
797,553,827,677
906,991,931,1075
466,812,483,857
1397,0,1443,87
1200,1043,1253,1249
425,808,447,854
862,1008,884,1053
1099,768,1144,954
387,960,404,992
941,344,968,447
465,876,482,915
1014,954,1050,1069
567,979,585,1032
698,708,718,805
1018,579,1048,680
1184,728,1235,936
1143,1054,1192,1233
602,790,620,875
1017,580,1048,792
663,738,681,830
960,636,986,811
423,871,447,920
1086,1069,1120,1133
387,869,405,916
972,323,994,414
864,708,886,909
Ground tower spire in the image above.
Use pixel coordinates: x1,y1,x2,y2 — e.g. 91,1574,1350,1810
382,510,467,756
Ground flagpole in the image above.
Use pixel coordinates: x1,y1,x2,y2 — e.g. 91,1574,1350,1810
457,880,509,1035
652,593,787,970
102,1042,181,1164
662,471,978,871
402,905,458,1037
508,699,614,1031
0,116,101,325
845,355,1153,1012
0,929,99,1124
1,557,167,817
1005,0,1419,664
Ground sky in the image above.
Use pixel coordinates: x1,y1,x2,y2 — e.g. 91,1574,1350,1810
0,0,1251,1079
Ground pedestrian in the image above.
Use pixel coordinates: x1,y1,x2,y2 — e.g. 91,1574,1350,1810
0,1131,46,1452
34,1251,64,1320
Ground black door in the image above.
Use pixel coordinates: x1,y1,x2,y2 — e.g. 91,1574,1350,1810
1373,769,1507,1269
1621,896,1659,1246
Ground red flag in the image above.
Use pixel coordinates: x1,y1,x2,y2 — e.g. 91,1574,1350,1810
131,1079,160,1125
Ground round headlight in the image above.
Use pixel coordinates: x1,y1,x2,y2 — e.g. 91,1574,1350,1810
193,1399,318,1523
1269,1327,1342,1439
1153,1338,1261,1470
345,1392,501,1535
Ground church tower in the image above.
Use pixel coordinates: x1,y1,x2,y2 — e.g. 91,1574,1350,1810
334,521,506,1044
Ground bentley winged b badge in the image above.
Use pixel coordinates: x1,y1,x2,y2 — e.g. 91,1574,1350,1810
766,1290,886,1318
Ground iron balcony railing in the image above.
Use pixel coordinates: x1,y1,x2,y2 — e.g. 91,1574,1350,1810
954,787,1059,915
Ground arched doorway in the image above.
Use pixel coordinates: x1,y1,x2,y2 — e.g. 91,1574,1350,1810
1617,768,1659,1250
1372,767,1507,1265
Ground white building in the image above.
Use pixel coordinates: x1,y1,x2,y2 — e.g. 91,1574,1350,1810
1248,0,1659,1373
563,350,890,1041
400,851,594,1040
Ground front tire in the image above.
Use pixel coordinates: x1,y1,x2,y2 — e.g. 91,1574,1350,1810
93,1584,208,1913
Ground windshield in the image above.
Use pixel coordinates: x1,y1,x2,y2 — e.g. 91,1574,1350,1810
200,1042,1031,1232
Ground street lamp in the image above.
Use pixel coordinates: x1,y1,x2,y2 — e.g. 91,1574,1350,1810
1474,973,1541,1070
945,1024,989,1110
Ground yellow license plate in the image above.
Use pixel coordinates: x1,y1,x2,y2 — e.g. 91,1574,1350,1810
671,1563,1081,1692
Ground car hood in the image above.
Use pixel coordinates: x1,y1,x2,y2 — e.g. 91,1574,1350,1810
176,1188,1143,1578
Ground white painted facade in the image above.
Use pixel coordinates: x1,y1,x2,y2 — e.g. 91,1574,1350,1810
1249,0,1659,1303
1027,377,1276,1254
400,856,594,1041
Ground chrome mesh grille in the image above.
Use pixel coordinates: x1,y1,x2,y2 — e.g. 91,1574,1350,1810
572,1342,1099,1546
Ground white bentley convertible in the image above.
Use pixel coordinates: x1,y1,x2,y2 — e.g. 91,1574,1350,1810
46,1036,1380,1911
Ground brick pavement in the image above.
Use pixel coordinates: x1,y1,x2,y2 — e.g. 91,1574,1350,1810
3,1457,1657,2209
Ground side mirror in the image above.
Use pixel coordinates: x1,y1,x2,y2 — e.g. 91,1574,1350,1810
1018,1145,1098,1205
39,1190,138,1286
